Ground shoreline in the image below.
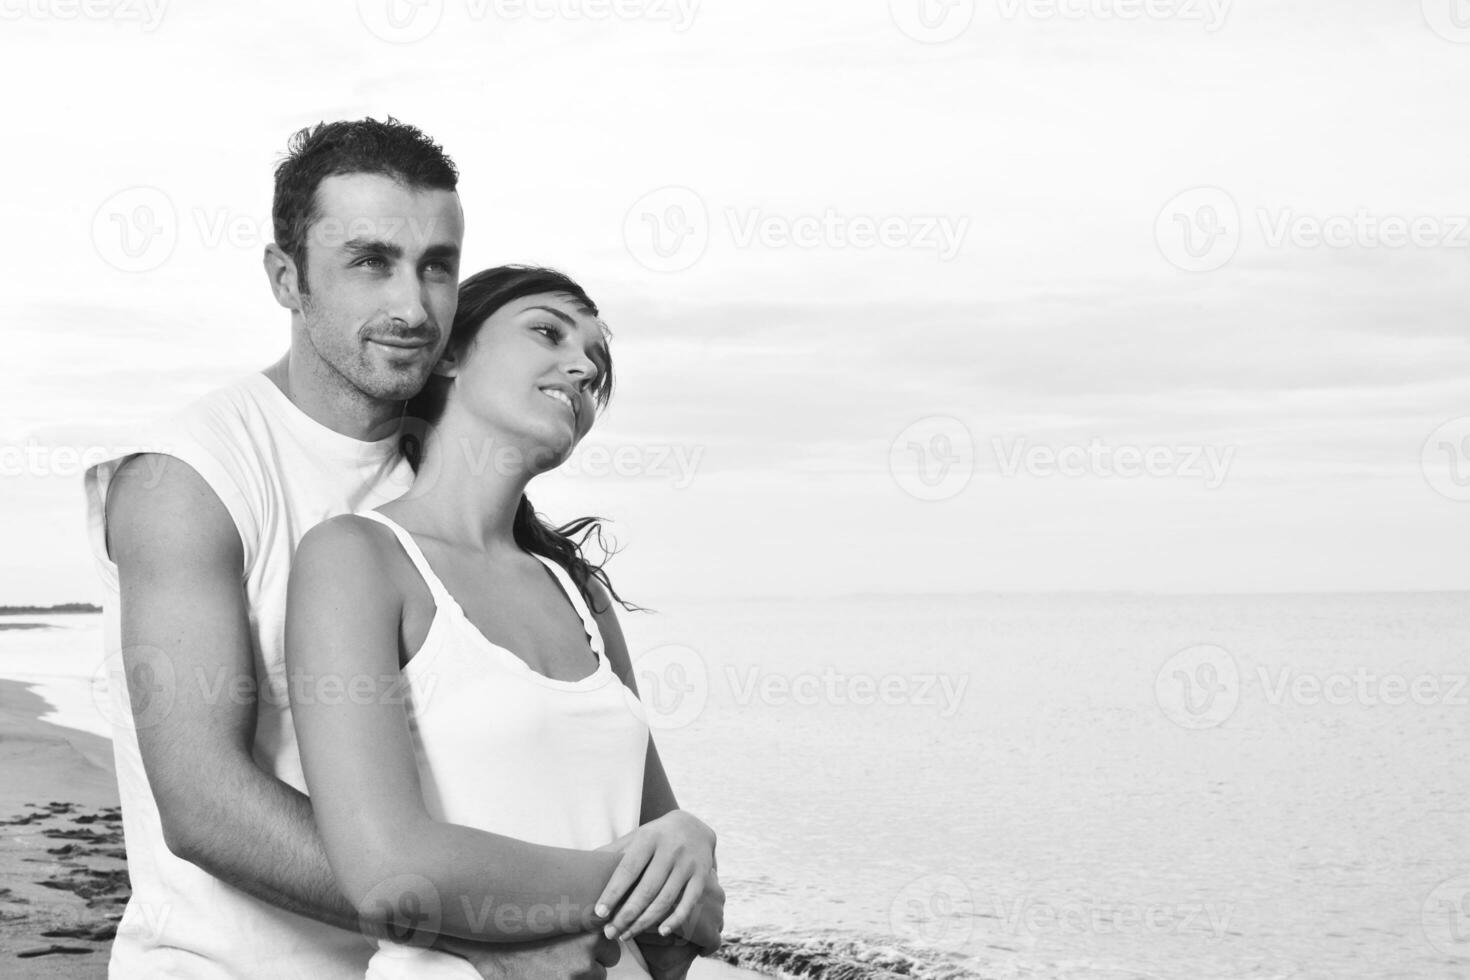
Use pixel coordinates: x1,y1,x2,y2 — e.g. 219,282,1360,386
0,677,764,979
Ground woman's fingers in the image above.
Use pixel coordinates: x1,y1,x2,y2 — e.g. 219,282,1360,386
622,868,692,940
605,852,674,939
595,840,653,920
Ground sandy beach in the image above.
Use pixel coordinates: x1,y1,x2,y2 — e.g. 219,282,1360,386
0,680,126,977
0,677,763,979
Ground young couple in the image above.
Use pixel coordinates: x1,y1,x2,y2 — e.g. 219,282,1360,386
83,118,723,980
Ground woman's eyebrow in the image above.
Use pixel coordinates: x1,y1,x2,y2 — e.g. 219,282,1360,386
524,305,575,326
524,305,610,367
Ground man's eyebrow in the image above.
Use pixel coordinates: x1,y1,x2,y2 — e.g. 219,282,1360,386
422,242,461,260
342,238,403,258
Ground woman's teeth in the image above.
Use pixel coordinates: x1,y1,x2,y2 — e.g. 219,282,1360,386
541,388,575,416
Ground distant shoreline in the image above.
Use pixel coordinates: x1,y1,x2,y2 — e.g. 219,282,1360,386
0,604,101,616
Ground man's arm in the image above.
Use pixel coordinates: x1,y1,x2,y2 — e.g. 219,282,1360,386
105,454,360,930
106,454,625,976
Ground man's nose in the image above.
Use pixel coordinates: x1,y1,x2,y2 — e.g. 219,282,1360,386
384,268,429,328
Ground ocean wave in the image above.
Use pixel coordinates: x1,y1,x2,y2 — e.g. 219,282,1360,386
709,930,1184,980
709,930,988,980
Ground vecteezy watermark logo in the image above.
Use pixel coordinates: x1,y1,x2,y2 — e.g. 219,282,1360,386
722,667,970,717
0,441,165,480
115,900,173,946
889,415,975,502
889,0,976,43
357,874,443,947
1422,0,1470,43
726,208,968,261
995,0,1232,32
633,644,708,729
623,188,970,271
992,437,1235,489
624,186,710,273
0,0,169,30
1421,417,1470,502
1155,186,1240,273
1160,191,1470,272
357,0,444,42
359,0,699,39
92,186,178,273
1255,208,1470,250
1424,874,1470,957
1154,644,1239,729
889,873,976,949
1255,667,1468,708
992,895,1234,942
90,646,177,733
483,0,699,30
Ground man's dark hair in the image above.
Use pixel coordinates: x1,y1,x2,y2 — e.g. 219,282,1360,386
272,117,459,292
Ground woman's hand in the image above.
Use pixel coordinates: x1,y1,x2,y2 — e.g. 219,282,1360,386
594,810,723,950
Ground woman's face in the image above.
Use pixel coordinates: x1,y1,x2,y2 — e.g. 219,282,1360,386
440,291,608,468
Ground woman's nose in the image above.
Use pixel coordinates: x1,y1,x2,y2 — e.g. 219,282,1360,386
567,352,599,387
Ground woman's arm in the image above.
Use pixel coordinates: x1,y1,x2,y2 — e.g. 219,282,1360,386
286,515,620,943
586,580,724,951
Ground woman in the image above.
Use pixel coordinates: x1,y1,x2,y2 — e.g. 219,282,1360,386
285,266,722,979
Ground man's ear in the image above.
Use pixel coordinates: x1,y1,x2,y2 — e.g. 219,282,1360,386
263,243,303,312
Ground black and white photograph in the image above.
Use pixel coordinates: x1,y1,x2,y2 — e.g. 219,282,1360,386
2,3,1468,979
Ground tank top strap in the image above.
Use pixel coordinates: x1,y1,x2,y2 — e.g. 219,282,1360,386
530,554,606,660
357,510,453,607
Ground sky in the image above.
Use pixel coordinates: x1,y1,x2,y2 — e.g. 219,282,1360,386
2,0,1469,603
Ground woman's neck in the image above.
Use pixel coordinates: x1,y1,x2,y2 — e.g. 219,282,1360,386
392,422,541,556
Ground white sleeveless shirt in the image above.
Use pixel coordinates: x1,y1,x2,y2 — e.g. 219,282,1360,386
354,510,652,980
83,372,413,978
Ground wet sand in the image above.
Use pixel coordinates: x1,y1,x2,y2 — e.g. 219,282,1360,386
0,680,126,977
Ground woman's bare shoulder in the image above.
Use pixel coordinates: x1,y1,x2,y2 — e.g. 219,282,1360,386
293,514,408,597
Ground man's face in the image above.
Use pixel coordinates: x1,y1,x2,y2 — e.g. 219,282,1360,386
296,172,464,401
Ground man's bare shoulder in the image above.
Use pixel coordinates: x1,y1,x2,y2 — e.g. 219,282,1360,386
105,454,241,568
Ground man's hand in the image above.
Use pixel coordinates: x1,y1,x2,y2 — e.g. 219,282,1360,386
669,868,723,954
635,932,699,980
447,930,622,980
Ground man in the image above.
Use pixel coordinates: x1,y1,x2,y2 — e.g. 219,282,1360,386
83,118,716,979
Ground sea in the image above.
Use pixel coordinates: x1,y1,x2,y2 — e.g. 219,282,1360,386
2,592,1467,980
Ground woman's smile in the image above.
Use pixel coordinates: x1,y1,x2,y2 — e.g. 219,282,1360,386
538,384,579,424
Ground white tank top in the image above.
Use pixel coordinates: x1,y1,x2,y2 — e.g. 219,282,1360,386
355,510,652,980
83,372,412,978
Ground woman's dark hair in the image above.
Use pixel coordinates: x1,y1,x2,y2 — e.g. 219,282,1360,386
401,265,640,615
